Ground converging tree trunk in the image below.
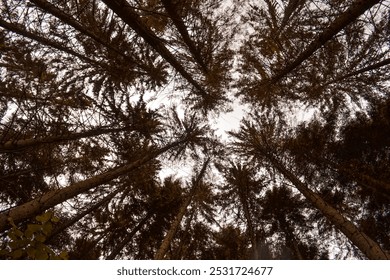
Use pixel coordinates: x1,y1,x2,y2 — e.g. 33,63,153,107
266,0,381,84
106,212,155,260
260,150,390,260
0,137,190,232
235,174,259,259
160,0,209,73
29,0,154,75
47,188,122,242
1,0,388,260
0,126,134,152
101,0,209,98
0,18,98,66
154,158,210,260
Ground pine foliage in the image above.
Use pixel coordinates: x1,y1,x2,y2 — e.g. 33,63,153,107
0,0,389,259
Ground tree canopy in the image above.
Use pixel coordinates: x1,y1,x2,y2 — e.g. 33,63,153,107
0,0,389,259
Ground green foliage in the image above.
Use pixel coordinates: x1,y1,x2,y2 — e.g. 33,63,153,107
0,212,68,260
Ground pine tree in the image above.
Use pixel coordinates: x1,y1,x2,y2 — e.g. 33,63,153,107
1,0,389,259
229,117,389,259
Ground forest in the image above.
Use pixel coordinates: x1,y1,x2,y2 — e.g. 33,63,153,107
0,0,389,260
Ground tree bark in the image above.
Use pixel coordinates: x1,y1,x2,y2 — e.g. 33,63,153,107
47,188,122,242
279,218,304,260
29,0,154,75
304,154,390,197
171,210,195,259
101,0,208,98
326,58,390,86
237,184,258,259
260,150,390,260
0,18,97,66
267,0,381,84
0,138,189,232
160,0,208,73
106,212,154,260
154,158,210,260
0,125,133,152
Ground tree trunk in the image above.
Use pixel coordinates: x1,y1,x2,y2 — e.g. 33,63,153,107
0,18,98,66
0,138,189,232
47,188,122,242
0,126,133,152
154,158,210,260
171,210,195,259
160,0,208,73
279,218,304,260
267,0,381,84
237,186,258,259
328,58,390,85
304,154,390,197
29,0,154,75
261,151,390,260
106,212,154,260
101,0,208,98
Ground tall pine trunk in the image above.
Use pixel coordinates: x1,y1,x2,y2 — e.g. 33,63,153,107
267,0,381,84
237,186,258,259
0,126,133,152
47,188,122,242
160,0,209,73
101,0,208,98
0,138,188,232
261,151,390,260
106,212,154,260
0,18,98,66
29,0,154,75
154,159,210,260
